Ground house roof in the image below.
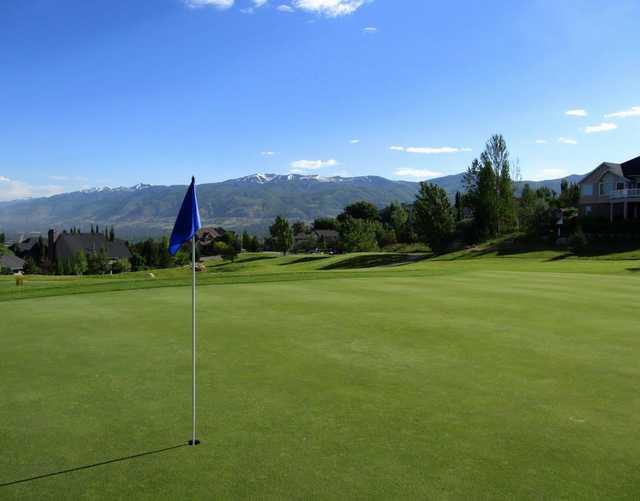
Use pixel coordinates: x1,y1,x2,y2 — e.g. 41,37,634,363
621,155,640,177
197,227,226,241
314,229,340,239
55,233,131,260
12,237,41,253
0,254,25,271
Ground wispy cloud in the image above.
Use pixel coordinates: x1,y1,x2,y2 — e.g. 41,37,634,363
349,139,360,144
535,139,548,144
290,159,338,171
277,4,294,11
565,109,588,117
363,26,377,34
0,176,66,202
184,0,234,9
261,151,276,156
394,168,444,179
291,0,367,17
604,106,640,119
390,145,471,154
254,0,268,6
558,137,578,145
583,122,617,134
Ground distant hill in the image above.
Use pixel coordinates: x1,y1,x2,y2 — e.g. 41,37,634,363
0,172,584,239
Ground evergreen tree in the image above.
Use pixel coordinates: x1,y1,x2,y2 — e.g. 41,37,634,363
242,231,252,251
463,157,498,240
413,182,455,253
454,192,463,222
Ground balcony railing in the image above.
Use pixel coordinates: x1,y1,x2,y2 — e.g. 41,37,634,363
610,188,640,200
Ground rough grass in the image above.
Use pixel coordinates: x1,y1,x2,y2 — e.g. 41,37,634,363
1,251,640,500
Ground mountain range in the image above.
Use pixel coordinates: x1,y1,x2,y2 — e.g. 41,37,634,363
0,172,583,240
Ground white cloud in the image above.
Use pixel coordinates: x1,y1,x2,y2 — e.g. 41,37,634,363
349,139,360,144
535,139,548,144
558,137,578,145
254,0,268,6
0,176,65,202
292,0,366,17
290,159,338,170
394,168,444,179
363,26,377,33
261,151,276,156
277,4,294,11
604,106,640,119
390,145,472,154
565,109,588,117
184,0,234,8
583,122,617,134
531,168,569,181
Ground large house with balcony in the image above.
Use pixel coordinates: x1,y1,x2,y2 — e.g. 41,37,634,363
578,155,640,221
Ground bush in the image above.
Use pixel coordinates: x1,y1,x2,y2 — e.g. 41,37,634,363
111,258,132,274
568,229,588,254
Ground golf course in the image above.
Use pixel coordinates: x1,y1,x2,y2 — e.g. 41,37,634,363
2,250,639,500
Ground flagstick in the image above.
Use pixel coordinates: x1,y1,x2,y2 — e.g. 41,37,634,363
190,234,200,446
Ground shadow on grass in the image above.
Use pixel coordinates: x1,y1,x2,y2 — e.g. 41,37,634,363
280,256,331,266
627,267,640,272
0,443,188,488
546,253,572,262
321,254,429,270
212,256,278,269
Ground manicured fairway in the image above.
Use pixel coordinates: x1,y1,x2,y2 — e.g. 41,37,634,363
1,256,639,500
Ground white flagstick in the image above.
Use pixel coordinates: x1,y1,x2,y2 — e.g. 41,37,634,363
190,234,200,445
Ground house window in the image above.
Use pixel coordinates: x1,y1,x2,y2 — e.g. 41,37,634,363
599,183,607,196
585,206,592,214
581,184,593,196
616,182,625,191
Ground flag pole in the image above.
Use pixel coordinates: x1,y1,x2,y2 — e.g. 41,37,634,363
190,233,200,446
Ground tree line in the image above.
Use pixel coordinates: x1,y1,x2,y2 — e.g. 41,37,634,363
267,134,583,255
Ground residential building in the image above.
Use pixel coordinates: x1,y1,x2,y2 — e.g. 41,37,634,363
578,155,640,221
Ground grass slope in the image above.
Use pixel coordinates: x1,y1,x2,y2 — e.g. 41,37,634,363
1,252,639,500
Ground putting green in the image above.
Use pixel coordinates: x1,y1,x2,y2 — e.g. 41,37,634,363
1,256,639,499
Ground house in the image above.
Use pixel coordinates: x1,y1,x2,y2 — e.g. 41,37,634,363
0,254,25,273
49,230,131,263
10,236,46,262
196,227,226,245
578,155,640,221
293,229,340,251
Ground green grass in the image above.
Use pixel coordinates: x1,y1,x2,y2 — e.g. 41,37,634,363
1,251,640,499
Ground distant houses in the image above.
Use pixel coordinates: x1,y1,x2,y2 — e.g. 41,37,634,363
10,228,131,274
293,228,340,252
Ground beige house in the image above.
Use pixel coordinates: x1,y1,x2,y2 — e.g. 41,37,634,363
578,155,640,221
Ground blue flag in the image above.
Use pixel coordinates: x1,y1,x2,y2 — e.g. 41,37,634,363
168,177,202,256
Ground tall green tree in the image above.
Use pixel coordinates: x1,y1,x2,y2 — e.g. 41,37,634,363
483,134,515,233
454,192,463,222
270,216,293,255
338,201,380,222
413,182,455,253
339,216,379,252
380,202,409,242
463,157,498,240
558,179,580,208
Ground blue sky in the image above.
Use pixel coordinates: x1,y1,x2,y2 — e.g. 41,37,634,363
1,0,639,200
